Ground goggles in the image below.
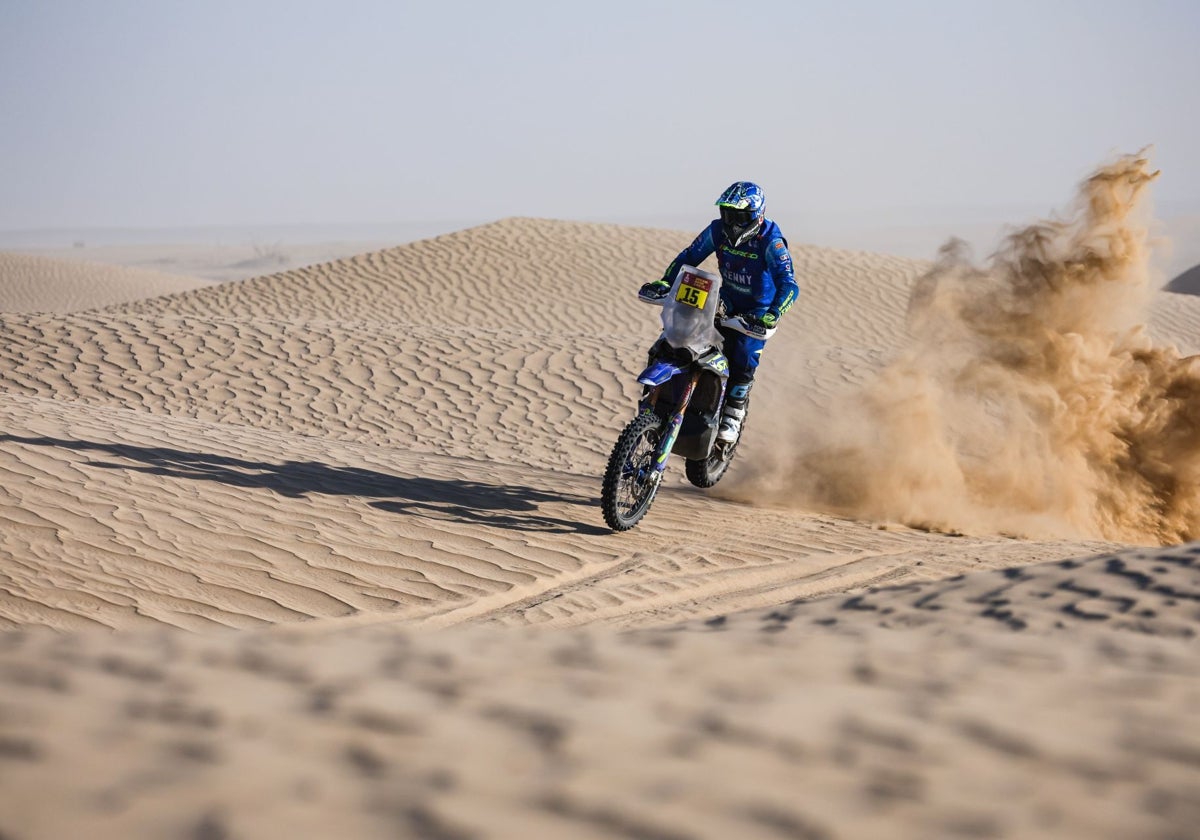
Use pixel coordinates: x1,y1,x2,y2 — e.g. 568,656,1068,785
720,205,756,229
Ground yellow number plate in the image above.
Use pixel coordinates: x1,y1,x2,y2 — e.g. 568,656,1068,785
675,272,712,309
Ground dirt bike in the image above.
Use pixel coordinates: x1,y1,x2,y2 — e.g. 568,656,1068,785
601,265,775,532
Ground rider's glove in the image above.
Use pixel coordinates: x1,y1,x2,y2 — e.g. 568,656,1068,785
639,280,671,299
755,307,781,329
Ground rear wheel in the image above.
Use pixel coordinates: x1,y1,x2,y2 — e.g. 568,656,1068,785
685,441,736,487
684,406,746,488
602,412,664,531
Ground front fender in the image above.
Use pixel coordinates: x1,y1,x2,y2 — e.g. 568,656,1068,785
637,360,685,387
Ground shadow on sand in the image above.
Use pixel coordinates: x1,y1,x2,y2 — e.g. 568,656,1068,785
1,435,607,535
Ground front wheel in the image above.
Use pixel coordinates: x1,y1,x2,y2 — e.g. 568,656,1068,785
602,412,664,531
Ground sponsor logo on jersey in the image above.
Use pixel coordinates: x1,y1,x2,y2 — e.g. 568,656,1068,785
720,245,759,260
720,268,753,291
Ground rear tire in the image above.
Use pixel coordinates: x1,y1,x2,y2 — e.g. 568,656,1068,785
685,442,736,488
685,406,746,488
602,412,663,531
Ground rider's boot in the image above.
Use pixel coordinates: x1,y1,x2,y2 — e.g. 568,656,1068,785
718,377,753,443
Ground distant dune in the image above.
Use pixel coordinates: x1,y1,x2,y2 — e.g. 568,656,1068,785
5,238,415,285
1,204,1198,839
0,251,213,313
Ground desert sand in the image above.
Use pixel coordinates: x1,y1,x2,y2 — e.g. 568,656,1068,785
4,238,416,286
2,157,1199,839
0,252,214,314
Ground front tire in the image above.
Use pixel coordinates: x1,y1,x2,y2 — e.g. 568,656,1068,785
602,412,663,531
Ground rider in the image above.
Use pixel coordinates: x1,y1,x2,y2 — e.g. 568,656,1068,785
639,181,798,442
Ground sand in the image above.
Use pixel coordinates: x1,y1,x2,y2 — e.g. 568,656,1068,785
4,239,412,286
1,211,1198,839
0,252,214,314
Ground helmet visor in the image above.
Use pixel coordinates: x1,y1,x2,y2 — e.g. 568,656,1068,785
720,206,755,230
720,206,759,244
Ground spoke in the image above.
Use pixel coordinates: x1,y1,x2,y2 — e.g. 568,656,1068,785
619,438,650,513
610,423,662,520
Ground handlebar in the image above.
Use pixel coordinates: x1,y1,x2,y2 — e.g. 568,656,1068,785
717,314,777,340
638,288,776,340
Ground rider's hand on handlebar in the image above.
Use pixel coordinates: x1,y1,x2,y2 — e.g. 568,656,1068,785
639,280,671,299
751,308,780,329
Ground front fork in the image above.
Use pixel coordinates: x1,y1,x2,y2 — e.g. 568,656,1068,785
642,372,699,475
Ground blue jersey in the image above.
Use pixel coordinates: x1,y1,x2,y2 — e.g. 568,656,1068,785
662,219,799,317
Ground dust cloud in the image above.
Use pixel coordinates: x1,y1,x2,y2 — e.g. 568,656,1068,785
740,153,1200,544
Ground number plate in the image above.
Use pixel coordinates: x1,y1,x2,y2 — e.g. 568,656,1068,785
675,271,711,309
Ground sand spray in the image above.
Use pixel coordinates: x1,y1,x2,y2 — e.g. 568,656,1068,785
729,153,1200,544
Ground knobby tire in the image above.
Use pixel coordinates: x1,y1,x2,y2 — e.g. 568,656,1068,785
601,412,663,531
684,406,746,488
684,445,733,488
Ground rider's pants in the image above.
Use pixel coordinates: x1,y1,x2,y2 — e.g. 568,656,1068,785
718,327,764,408
719,328,766,379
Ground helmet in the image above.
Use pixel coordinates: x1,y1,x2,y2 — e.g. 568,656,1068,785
716,181,765,247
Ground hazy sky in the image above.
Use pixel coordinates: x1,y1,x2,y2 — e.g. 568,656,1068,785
3,0,1198,237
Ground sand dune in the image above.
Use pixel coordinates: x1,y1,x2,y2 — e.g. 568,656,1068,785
113,218,929,349
1,205,1198,838
0,220,938,474
7,239,408,285
0,251,213,313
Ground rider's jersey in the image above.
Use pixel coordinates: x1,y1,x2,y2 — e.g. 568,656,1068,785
661,219,799,317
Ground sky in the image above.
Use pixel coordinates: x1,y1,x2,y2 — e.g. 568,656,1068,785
2,0,1199,253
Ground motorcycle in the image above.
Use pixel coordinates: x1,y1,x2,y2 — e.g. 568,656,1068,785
601,265,776,531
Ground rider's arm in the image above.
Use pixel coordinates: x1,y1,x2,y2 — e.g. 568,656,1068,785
660,222,718,284
765,235,799,316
